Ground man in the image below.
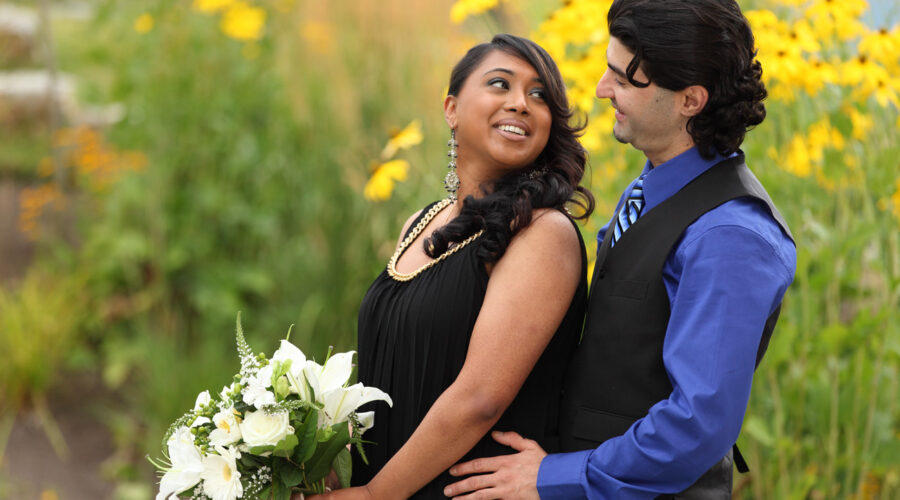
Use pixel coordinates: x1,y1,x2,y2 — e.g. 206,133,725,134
443,0,796,498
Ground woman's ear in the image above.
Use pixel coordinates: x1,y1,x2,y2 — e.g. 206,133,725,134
444,94,458,129
680,84,709,118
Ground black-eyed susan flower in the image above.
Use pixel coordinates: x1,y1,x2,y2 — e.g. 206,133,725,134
220,1,266,42
134,13,154,34
364,160,410,202
450,0,502,24
192,0,235,14
846,105,874,141
380,120,423,161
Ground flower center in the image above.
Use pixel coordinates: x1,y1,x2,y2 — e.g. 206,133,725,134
223,463,232,482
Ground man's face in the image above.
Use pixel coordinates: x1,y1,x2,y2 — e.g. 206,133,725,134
595,37,687,164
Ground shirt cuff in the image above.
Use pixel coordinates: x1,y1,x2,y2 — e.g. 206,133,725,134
536,450,592,499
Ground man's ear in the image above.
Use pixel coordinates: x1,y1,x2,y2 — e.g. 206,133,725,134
680,85,709,118
444,94,458,129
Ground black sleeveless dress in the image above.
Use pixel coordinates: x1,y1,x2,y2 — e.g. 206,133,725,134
351,202,588,498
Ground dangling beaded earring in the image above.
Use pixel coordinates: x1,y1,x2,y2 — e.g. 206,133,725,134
444,129,460,201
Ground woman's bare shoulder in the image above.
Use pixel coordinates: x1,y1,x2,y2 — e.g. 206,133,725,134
394,208,424,249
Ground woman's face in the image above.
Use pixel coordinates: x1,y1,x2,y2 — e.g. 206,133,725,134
445,50,552,174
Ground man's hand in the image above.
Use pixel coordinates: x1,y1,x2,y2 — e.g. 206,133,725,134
443,431,546,499
296,486,374,500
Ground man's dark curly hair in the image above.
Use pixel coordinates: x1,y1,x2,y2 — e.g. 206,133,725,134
425,34,594,264
607,0,767,159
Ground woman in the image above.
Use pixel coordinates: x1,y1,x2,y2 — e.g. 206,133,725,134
323,34,593,499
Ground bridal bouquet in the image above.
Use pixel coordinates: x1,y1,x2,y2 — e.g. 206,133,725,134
150,315,392,500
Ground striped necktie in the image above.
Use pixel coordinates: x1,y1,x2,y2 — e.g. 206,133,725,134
611,174,646,247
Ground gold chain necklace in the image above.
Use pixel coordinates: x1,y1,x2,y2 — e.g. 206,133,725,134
386,199,484,282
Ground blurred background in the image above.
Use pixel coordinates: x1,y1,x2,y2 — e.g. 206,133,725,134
0,0,897,498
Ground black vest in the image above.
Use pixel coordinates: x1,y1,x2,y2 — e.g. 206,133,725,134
559,155,793,496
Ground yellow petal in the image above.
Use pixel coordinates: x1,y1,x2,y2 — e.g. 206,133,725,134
134,13,154,34
380,120,423,160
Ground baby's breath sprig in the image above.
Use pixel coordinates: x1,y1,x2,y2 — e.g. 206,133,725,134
242,465,273,499
261,398,322,415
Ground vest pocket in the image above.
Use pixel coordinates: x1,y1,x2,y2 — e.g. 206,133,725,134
611,279,648,300
571,406,638,443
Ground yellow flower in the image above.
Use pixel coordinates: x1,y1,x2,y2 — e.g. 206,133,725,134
805,0,868,25
859,27,900,65
785,19,821,55
892,177,900,224
364,160,410,202
450,0,501,24
220,2,266,41
784,135,812,177
847,106,874,141
134,13,154,34
799,59,838,96
380,120,424,160
193,0,235,14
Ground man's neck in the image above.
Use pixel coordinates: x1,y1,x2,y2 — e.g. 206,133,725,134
644,138,695,168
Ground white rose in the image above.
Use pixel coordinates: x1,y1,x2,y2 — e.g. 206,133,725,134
239,410,293,448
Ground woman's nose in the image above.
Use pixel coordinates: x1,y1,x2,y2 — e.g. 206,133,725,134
505,91,529,115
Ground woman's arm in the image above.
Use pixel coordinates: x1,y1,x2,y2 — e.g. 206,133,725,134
342,209,582,499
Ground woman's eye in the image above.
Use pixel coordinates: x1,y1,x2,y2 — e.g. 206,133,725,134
489,78,508,89
529,88,545,99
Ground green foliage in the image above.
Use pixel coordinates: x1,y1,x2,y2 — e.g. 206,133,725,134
0,266,88,412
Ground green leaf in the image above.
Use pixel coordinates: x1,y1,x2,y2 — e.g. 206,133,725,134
333,447,352,489
304,424,351,484
249,444,276,455
273,433,299,458
291,409,319,465
271,478,292,500
273,457,304,488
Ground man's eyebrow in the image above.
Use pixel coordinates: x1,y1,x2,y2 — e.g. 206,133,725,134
607,61,627,78
482,67,544,84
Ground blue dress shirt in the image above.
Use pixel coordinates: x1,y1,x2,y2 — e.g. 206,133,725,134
536,147,796,499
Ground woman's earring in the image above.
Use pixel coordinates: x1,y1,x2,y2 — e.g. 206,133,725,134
444,129,460,201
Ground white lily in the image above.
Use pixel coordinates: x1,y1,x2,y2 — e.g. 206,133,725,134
285,359,320,403
289,351,354,403
156,426,204,500
317,351,355,394
356,411,376,434
194,390,212,410
191,390,213,427
201,445,243,500
272,339,307,368
319,383,392,429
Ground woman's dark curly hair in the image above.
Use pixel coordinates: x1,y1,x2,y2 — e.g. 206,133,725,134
607,0,767,159
425,34,594,264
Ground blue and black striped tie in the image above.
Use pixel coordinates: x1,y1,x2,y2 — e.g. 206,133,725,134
611,175,646,247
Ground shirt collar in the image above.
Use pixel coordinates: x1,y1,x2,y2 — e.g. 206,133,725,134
640,147,731,213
